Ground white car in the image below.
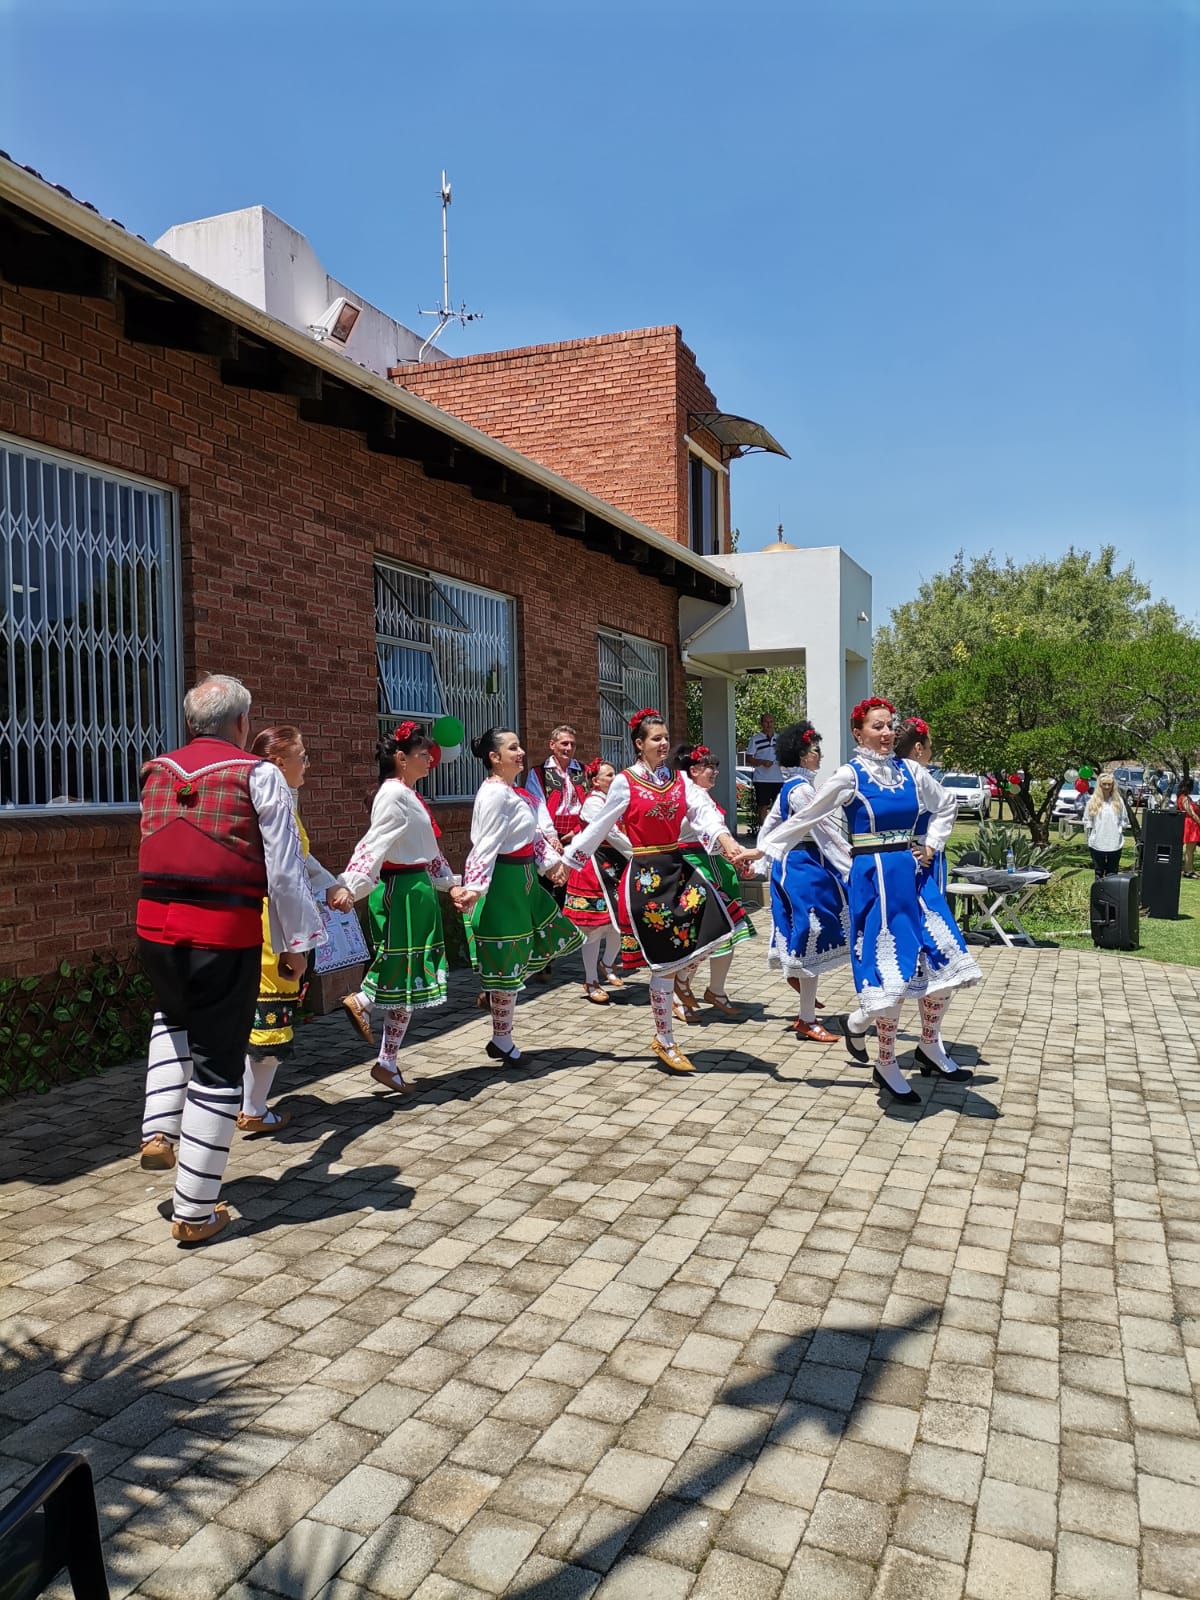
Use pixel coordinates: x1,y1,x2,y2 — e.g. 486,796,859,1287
1052,780,1090,821
940,772,991,819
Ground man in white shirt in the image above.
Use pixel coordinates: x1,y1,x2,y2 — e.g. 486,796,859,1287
747,713,783,823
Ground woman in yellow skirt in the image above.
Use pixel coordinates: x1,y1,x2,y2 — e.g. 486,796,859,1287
240,726,353,1133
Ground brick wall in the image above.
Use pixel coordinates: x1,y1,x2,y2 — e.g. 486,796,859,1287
391,327,731,551
0,286,688,978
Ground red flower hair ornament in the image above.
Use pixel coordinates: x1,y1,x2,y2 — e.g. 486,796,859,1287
850,696,896,729
628,707,663,733
393,720,422,743
688,745,715,765
904,716,930,739
583,757,604,779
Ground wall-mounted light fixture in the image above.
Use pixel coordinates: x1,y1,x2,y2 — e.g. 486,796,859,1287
308,296,361,345
857,611,869,623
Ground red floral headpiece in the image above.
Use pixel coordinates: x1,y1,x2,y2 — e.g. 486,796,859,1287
904,716,930,739
584,756,604,778
688,745,715,765
393,720,422,743
628,707,662,733
850,696,895,729
799,728,817,747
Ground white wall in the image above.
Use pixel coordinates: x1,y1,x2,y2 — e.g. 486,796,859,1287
155,205,439,374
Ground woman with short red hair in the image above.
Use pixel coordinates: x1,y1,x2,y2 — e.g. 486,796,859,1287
764,697,980,1102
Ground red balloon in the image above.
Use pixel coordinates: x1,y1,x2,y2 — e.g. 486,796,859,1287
1074,777,1089,793
1007,773,1021,786
428,742,442,768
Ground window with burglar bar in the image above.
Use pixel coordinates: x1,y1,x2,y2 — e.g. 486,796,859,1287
0,436,181,812
597,628,668,770
375,558,517,802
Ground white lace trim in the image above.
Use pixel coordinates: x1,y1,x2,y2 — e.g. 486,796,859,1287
852,751,908,792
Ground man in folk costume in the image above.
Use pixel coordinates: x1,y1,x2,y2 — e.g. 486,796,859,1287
523,723,585,979
136,675,325,1243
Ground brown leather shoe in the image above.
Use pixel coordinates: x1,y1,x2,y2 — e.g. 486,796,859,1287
341,993,374,1044
171,1203,230,1244
652,1039,695,1074
370,1063,421,1095
703,989,741,1017
139,1134,176,1171
794,1018,839,1043
583,983,610,1005
236,1109,292,1134
599,964,625,989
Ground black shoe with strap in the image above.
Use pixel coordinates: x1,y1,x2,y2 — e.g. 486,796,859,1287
914,1045,974,1083
838,1013,871,1065
872,1068,920,1105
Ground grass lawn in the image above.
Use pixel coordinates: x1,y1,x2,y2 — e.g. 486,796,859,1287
947,821,1200,969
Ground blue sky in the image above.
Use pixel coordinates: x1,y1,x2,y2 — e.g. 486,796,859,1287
5,0,1196,628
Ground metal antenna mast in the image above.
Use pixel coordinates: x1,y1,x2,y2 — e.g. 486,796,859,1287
417,170,483,362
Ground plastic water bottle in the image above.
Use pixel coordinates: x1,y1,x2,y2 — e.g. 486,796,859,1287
1006,847,1016,875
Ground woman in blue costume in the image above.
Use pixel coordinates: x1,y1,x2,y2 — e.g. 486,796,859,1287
764,697,980,1102
757,720,847,1043
893,714,959,1067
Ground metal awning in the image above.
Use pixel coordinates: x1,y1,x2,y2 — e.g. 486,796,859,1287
689,412,789,458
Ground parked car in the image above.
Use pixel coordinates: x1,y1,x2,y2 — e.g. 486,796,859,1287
1110,766,1147,806
1052,780,1090,821
735,766,754,810
941,772,991,819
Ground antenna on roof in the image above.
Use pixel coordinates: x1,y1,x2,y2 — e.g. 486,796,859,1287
416,170,483,362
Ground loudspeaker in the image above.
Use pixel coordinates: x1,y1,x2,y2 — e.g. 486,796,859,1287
1091,873,1140,950
1140,810,1184,919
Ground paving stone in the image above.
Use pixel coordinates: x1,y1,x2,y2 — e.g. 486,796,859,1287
1054,1532,1141,1600
244,1518,365,1598
717,1492,807,1568
804,1489,892,1563
871,1546,965,1600
338,1514,454,1599
780,1545,875,1599
593,1555,693,1599
436,1511,543,1592
691,1546,783,1598
309,1464,413,1533
139,1523,264,1599
963,1532,1052,1600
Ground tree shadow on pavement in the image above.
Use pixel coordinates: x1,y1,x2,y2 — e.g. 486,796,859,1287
509,1305,942,1599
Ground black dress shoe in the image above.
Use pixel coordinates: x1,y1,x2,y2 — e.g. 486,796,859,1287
914,1045,974,1082
486,1039,523,1064
838,1013,871,1065
872,1068,920,1105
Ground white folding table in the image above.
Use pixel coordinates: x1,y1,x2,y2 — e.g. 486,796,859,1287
951,866,1052,947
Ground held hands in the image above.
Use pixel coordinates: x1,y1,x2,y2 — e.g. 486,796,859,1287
911,845,935,867
325,886,354,913
451,885,480,915
547,862,570,888
277,951,307,982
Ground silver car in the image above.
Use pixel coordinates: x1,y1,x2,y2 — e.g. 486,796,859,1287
940,772,991,819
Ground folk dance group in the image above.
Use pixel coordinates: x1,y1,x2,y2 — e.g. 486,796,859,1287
134,675,980,1244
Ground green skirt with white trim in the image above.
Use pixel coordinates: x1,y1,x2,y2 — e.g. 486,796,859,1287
467,859,583,992
362,867,448,1010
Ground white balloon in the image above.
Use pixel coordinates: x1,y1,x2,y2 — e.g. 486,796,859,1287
437,743,462,763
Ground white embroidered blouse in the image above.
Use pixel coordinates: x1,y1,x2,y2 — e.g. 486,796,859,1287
756,772,852,877
578,789,633,858
341,780,458,901
462,781,564,894
763,751,956,861
560,762,731,868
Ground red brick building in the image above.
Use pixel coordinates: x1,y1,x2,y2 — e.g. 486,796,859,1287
0,157,739,981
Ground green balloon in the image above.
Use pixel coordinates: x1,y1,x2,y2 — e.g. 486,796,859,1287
1078,765,1094,780
432,715,465,748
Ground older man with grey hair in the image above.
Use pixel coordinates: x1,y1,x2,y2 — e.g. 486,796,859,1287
136,674,325,1243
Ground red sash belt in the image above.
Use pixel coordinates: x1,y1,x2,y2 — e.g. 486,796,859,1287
382,863,427,877
498,848,535,863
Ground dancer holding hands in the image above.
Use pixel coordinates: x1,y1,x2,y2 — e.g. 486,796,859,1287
562,757,631,1004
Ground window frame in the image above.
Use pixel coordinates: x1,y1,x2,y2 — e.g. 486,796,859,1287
597,627,669,771
0,432,183,816
374,555,518,804
686,442,727,558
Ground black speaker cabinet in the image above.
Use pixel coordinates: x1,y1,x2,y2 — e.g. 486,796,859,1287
1140,810,1184,919
1091,873,1140,950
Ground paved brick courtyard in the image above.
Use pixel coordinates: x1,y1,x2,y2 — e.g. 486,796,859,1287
2,943,1199,1600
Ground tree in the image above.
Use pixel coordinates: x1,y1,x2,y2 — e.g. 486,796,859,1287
1100,633,1200,782
686,668,807,750
875,546,1186,714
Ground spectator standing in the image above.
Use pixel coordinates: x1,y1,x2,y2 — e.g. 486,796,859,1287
747,713,783,824
1084,774,1127,878
1178,777,1200,879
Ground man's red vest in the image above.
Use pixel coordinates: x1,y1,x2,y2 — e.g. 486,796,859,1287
137,737,267,949
539,760,583,840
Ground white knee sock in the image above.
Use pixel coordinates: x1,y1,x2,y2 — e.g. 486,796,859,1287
582,929,604,985
142,1014,192,1145
378,1007,412,1070
918,994,957,1071
489,992,516,1047
601,929,621,969
708,952,733,997
242,1054,279,1118
649,974,675,1047
796,974,819,1026
173,1081,241,1222
847,1006,872,1036
873,1006,910,1094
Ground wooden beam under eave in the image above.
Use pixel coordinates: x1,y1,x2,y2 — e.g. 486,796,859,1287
123,291,235,356
0,223,118,299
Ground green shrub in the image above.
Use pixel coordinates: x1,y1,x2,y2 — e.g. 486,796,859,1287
950,821,1059,872
0,954,155,1098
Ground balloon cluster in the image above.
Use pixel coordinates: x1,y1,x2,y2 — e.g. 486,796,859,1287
427,715,466,769
1066,763,1095,795
1006,772,1021,794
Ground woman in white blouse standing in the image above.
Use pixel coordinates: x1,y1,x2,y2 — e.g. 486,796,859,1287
450,728,582,1063
1084,773,1127,878
339,721,460,1093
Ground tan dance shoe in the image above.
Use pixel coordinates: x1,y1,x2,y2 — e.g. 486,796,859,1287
793,1018,839,1043
370,1063,421,1095
703,989,741,1017
652,1039,695,1074
341,992,374,1044
674,974,701,1014
139,1134,176,1171
599,963,625,989
583,983,610,1004
236,1108,292,1134
171,1203,230,1244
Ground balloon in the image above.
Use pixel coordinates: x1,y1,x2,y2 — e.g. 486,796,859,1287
428,743,442,768
1079,765,1094,780
1007,773,1021,787
1065,769,1079,782
1007,781,1020,794
437,743,462,763
432,716,465,749
1074,777,1089,793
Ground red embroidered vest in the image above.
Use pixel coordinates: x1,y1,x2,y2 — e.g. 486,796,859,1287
621,769,687,851
137,738,267,949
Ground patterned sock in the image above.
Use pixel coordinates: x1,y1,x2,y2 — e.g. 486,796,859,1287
708,953,733,996
919,994,949,1045
796,974,819,1025
876,1010,900,1066
172,1081,241,1223
379,1007,411,1071
142,1014,192,1145
489,992,516,1046
242,1054,279,1118
582,931,603,986
649,975,675,1048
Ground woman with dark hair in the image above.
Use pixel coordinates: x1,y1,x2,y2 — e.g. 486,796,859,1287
241,726,354,1132
672,743,757,1020
757,720,846,1043
450,728,582,1062
338,721,460,1093
1178,777,1200,879
560,710,755,1074
764,697,980,1102
563,757,631,1004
